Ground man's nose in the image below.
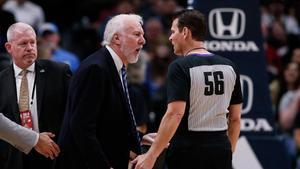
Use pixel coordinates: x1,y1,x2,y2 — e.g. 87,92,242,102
139,35,146,45
25,43,35,50
168,35,172,42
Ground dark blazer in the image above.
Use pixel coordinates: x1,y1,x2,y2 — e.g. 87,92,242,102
0,59,71,169
58,47,140,169
0,53,11,72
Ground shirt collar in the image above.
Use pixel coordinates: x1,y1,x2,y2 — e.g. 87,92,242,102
105,45,124,73
13,62,35,77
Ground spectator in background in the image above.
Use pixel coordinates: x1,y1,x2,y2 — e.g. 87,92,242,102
281,88,300,169
266,21,287,79
277,62,300,143
270,62,300,112
279,85,300,132
0,0,15,71
276,62,300,168
268,0,300,35
262,0,300,76
37,23,80,73
2,0,45,30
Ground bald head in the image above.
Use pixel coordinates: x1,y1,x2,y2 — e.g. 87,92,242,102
7,22,36,42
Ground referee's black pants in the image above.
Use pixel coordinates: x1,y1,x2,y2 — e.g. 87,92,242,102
166,131,232,169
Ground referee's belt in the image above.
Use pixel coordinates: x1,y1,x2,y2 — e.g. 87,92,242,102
180,130,227,138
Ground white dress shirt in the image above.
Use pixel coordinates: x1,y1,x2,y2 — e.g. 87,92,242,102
14,63,39,132
106,45,125,89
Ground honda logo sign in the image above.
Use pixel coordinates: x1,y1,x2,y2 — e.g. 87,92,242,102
209,8,246,39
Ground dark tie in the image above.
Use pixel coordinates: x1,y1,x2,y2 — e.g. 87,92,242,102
19,70,33,129
121,65,141,152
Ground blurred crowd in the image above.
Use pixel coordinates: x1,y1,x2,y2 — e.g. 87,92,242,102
261,0,300,168
1,0,300,168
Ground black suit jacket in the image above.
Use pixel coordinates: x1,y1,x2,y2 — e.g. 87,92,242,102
58,47,141,169
0,59,71,169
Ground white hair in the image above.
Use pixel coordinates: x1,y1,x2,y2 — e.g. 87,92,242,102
7,22,36,42
102,14,143,45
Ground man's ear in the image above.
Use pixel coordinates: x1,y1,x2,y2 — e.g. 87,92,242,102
182,27,190,39
4,42,12,54
112,33,121,45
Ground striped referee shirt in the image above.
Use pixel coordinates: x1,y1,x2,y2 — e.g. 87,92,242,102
167,53,243,134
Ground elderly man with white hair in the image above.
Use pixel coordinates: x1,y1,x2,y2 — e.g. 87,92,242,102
58,13,146,169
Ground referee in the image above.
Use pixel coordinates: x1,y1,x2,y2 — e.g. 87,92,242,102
133,9,243,169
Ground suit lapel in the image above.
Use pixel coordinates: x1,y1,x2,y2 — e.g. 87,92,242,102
103,48,141,153
104,49,128,106
35,61,46,117
4,65,20,123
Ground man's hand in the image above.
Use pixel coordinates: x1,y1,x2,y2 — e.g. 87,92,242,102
34,132,60,159
132,133,156,169
141,133,156,146
132,153,156,169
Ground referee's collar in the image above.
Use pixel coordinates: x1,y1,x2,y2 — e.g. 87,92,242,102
186,53,213,57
